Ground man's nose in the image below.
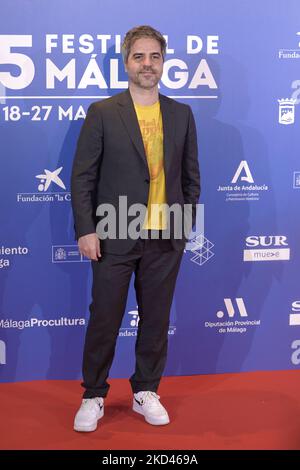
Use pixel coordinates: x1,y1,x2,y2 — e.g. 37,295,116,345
142,56,153,67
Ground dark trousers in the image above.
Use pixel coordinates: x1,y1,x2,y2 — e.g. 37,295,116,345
82,233,184,398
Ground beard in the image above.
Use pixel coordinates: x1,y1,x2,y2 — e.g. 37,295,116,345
131,68,161,89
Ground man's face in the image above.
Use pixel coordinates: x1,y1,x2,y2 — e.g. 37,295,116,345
125,37,164,90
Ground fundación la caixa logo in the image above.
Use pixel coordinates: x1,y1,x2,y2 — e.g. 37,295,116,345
289,301,300,366
243,235,290,262
217,160,269,202
36,167,66,192
17,166,71,203
204,298,260,335
278,32,300,60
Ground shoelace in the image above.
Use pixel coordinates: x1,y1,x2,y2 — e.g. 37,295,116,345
82,398,103,409
138,391,160,406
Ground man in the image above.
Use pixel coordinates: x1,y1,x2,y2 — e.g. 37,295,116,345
71,25,200,432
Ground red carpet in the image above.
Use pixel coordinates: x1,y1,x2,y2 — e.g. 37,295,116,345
1,370,300,450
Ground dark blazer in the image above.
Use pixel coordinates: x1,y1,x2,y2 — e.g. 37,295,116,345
71,89,200,254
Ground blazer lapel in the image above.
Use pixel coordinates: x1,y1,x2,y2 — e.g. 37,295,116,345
116,89,148,168
116,89,175,176
159,93,175,176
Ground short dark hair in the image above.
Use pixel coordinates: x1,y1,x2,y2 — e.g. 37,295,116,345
122,25,167,63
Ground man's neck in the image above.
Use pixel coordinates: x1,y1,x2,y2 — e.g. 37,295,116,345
129,84,159,106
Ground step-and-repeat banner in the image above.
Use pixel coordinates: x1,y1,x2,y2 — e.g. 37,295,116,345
1,0,299,382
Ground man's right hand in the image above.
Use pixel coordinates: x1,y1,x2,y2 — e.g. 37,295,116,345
78,233,101,261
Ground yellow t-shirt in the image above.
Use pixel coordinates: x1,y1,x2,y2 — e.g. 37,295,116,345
134,101,167,230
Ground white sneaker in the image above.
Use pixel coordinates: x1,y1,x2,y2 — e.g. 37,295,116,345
73,397,104,432
133,391,170,426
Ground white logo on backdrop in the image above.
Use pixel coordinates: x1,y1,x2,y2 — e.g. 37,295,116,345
52,246,89,263
217,298,248,319
244,235,290,262
204,298,260,334
278,33,300,60
128,307,140,327
278,98,296,125
118,306,176,337
185,234,214,266
0,340,6,365
290,301,300,326
184,203,214,266
36,167,66,191
217,161,268,202
231,161,254,184
17,167,70,203
293,172,300,189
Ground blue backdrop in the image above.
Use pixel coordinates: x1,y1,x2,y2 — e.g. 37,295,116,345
1,0,300,382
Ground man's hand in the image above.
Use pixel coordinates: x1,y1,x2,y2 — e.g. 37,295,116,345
78,233,101,261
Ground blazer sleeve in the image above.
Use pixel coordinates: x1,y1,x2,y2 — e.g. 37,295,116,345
71,102,103,240
182,106,201,229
